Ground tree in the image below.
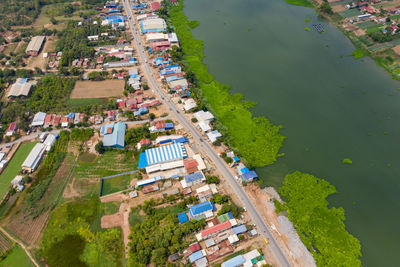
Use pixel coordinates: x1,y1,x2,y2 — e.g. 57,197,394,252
206,176,220,184
95,141,105,154
149,113,156,120
320,1,333,14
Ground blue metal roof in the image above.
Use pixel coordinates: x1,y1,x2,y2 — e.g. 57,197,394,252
189,251,203,263
165,123,174,129
221,255,246,267
189,201,215,217
242,171,258,181
138,152,148,168
174,137,188,144
177,212,188,224
240,167,250,174
103,122,126,148
232,225,247,235
227,212,234,219
233,156,240,162
184,172,204,183
143,143,187,166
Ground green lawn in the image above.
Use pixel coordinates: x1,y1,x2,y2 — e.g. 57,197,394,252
0,142,37,200
101,175,132,196
0,245,35,267
67,98,106,110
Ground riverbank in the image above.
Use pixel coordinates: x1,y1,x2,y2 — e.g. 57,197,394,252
164,0,362,266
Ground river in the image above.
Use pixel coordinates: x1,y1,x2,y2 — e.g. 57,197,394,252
183,0,400,266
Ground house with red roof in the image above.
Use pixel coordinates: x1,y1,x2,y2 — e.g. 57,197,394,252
151,2,161,11
189,243,201,254
6,122,17,136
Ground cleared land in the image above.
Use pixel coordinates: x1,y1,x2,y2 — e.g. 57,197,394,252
0,142,37,200
70,80,124,99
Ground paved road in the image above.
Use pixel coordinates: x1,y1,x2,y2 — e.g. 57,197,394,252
123,2,291,266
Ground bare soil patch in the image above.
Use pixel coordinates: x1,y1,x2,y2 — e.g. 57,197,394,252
71,80,124,99
354,28,366,37
393,44,400,55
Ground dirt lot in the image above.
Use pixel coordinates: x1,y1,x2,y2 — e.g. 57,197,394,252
25,37,57,70
71,80,124,99
393,44,400,55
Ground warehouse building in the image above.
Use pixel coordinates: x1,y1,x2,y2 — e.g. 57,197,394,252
7,78,35,98
22,143,46,172
103,122,126,148
140,18,167,33
138,142,187,168
26,36,46,56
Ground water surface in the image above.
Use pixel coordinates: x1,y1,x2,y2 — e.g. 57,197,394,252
184,0,400,266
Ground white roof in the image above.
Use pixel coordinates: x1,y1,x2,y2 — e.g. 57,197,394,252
22,143,46,170
44,134,56,151
243,249,260,262
11,175,24,186
180,179,188,189
32,112,46,126
194,110,214,122
146,33,168,42
198,121,211,132
169,78,188,88
196,184,211,194
26,36,45,52
184,98,197,111
168,32,179,43
0,152,5,162
207,130,222,143
8,78,33,97
193,154,206,170
228,234,239,244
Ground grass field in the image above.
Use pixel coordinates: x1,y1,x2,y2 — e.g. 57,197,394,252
0,245,35,267
0,142,37,200
71,80,124,99
32,4,81,31
101,175,132,196
101,201,120,216
340,9,362,18
78,152,97,163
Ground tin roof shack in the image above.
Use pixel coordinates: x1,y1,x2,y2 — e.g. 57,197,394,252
196,219,237,241
26,36,46,56
182,171,205,188
103,122,126,148
22,143,46,173
6,122,17,137
189,201,215,220
7,78,35,98
196,184,218,201
142,184,160,194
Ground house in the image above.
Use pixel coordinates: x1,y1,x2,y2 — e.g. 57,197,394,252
21,143,46,172
178,212,189,224
197,220,237,240
182,171,205,187
194,110,214,123
207,130,222,143
184,98,197,111
103,122,126,148
137,138,151,150
43,134,57,151
26,36,46,56
61,117,69,128
7,78,34,98
31,112,46,127
189,250,205,263
241,170,258,182
11,175,24,188
169,253,179,262
44,114,53,127
107,110,115,121
146,33,168,42
6,122,17,136
196,184,218,200
184,159,199,174
188,201,215,220
189,243,201,253
151,2,161,11
221,255,246,267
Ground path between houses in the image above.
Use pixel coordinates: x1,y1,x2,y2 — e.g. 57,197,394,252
0,227,40,267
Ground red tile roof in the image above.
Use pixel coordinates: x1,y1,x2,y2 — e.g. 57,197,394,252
201,221,232,238
151,2,161,10
7,122,16,131
184,159,198,174
118,101,126,108
189,243,201,253
140,139,151,146
44,114,53,124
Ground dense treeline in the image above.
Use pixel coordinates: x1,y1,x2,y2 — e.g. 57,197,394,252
278,172,362,267
27,75,76,112
129,203,205,266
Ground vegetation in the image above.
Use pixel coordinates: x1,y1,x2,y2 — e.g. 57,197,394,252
0,245,35,267
352,49,366,59
0,142,37,200
285,0,312,8
278,171,361,267
101,175,132,196
167,1,285,167
128,203,205,266
70,128,94,142
217,200,243,218
342,158,353,164
40,196,124,267
27,75,76,113
25,131,69,218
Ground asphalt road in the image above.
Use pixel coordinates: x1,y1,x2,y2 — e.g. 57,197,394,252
123,2,291,266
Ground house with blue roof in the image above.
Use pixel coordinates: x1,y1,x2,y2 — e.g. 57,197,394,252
177,212,188,224
184,171,205,187
241,170,258,182
103,122,126,148
189,201,215,220
232,224,247,235
188,250,204,263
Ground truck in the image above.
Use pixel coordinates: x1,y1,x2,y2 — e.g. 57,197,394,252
39,133,48,143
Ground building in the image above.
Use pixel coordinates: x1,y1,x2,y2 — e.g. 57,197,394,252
138,142,187,168
140,18,167,33
26,36,46,56
31,112,46,127
151,1,161,11
43,134,57,151
44,114,53,127
21,143,46,172
183,98,197,111
194,110,214,123
188,201,215,220
189,250,205,263
6,122,17,136
183,171,205,187
189,243,201,253
207,130,222,143
196,184,218,200
178,212,189,224
241,170,258,182
146,33,168,42
103,122,126,148
7,78,34,98
221,255,246,267
232,224,247,235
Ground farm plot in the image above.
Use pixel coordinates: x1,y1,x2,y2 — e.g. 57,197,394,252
0,142,37,200
70,80,124,99
101,174,132,196
0,231,13,254
0,245,35,267
340,9,362,18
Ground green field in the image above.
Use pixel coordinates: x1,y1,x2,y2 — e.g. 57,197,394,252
101,175,132,196
0,245,35,267
285,0,312,7
0,142,37,200
340,9,362,18
101,201,120,216
355,21,375,29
